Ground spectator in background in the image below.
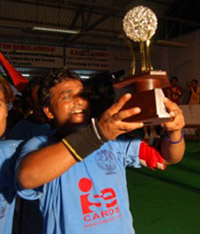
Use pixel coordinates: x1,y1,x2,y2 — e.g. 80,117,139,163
7,77,55,234
6,94,24,135
0,78,23,234
0,80,24,140
7,77,55,140
166,76,182,105
187,79,200,105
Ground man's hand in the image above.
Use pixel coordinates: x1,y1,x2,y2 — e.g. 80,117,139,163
162,98,185,134
98,93,144,140
160,98,185,165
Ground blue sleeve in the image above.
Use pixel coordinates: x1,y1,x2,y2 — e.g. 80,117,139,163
108,136,142,168
16,136,49,200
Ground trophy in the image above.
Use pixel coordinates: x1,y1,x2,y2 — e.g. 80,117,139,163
113,6,171,125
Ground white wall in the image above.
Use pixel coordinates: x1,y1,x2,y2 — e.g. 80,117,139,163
148,31,200,104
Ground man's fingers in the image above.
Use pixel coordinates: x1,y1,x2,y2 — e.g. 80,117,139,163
118,122,144,132
163,120,180,131
108,93,132,115
113,107,141,121
162,100,185,131
169,108,182,118
164,97,178,112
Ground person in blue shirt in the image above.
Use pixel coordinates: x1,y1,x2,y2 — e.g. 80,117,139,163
8,77,55,234
8,76,55,140
0,78,23,234
16,68,185,234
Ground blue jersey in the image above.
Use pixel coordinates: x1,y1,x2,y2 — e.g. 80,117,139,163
17,135,141,234
0,140,23,234
7,119,55,234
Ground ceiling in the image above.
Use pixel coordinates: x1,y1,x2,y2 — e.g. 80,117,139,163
1,0,200,50
1,0,200,80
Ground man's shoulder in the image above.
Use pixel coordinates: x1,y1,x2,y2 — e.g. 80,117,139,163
27,135,54,144
0,139,23,160
17,136,55,161
0,139,23,150
22,135,56,150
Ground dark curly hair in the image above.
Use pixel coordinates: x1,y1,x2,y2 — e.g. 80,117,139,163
0,78,14,104
38,68,82,107
171,76,178,82
191,79,198,85
21,76,43,113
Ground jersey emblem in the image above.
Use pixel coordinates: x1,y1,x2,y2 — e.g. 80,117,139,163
95,149,116,174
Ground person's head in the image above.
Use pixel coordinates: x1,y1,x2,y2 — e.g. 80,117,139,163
0,78,14,136
38,68,90,135
22,77,46,123
171,76,178,86
191,79,198,88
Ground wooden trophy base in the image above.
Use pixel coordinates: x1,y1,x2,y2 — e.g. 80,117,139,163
113,71,171,125
122,88,171,125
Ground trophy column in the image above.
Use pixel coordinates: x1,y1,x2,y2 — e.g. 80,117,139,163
114,5,171,125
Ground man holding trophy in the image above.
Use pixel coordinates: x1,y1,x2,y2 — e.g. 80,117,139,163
16,6,185,234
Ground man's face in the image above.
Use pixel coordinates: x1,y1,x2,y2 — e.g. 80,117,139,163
191,81,197,88
0,90,8,137
44,79,90,134
171,79,177,86
29,85,46,123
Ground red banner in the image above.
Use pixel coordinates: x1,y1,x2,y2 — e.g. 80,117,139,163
0,53,27,91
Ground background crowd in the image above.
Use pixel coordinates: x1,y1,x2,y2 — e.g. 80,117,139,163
164,76,200,106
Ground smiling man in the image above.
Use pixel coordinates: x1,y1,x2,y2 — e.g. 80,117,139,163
16,68,185,234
